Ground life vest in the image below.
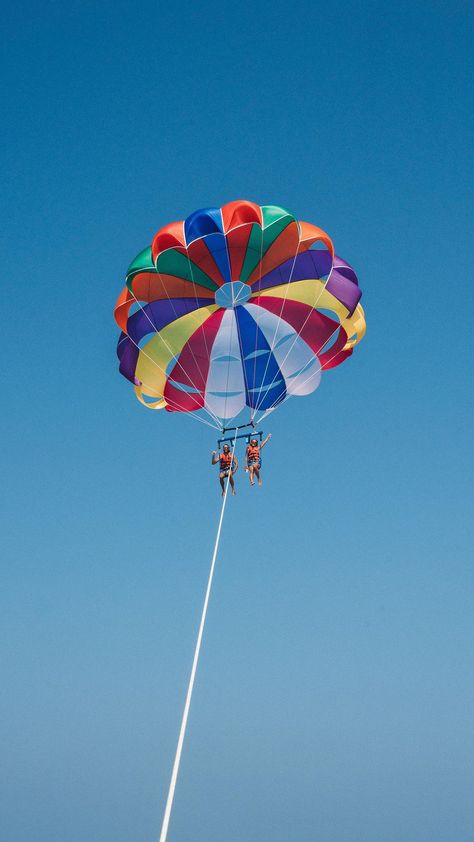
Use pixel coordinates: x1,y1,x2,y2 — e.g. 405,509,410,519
247,444,260,462
220,451,232,468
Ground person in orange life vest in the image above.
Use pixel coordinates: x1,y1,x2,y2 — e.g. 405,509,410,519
211,444,238,496
245,434,271,486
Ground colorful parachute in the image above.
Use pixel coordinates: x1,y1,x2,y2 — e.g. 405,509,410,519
114,201,365,429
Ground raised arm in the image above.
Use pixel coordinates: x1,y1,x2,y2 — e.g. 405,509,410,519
211,450,220,465
261,433,272,449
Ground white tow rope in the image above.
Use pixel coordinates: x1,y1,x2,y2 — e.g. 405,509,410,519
158,432,238,842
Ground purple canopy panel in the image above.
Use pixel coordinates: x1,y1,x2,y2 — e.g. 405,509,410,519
325,269,361,315
117,335,139,383
126,298,212,345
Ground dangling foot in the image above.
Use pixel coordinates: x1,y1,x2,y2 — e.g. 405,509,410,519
232,488,236,496
258,479,262,487
250,480,255,486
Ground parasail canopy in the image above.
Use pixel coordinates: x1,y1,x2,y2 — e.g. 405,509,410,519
114,200,365,429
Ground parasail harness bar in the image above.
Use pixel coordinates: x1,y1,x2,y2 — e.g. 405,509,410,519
217,430,263,450
221,420,255,434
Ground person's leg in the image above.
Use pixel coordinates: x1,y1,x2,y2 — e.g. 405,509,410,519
229,473,236,495
254,463,262,486
219,472,225,495
249,463,255,485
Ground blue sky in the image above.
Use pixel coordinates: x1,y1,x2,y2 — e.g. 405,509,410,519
1,1,473,840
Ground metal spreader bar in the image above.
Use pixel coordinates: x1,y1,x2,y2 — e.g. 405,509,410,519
217,430,263,450
221,421,255,434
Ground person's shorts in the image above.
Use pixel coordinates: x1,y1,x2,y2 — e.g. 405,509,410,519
220,467,232,477
248,459,261,469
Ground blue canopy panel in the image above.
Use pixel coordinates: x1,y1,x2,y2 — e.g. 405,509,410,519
201,232,231,284
184,207,224,244
235,305,286,411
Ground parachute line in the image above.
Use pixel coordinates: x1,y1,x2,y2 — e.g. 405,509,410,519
184,241,221,417
128,288,222,428
249,219,265,424
254,307,358,427
118,313,220,429
253,247,335,415
158,431,238,842
252,223,303,416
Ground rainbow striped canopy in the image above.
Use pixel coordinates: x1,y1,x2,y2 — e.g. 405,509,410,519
114,201,365,429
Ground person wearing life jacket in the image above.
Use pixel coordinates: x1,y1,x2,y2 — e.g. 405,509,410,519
245,433,271,486
211,444,238,496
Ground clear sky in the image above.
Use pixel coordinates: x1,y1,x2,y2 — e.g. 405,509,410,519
1,1,473,841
